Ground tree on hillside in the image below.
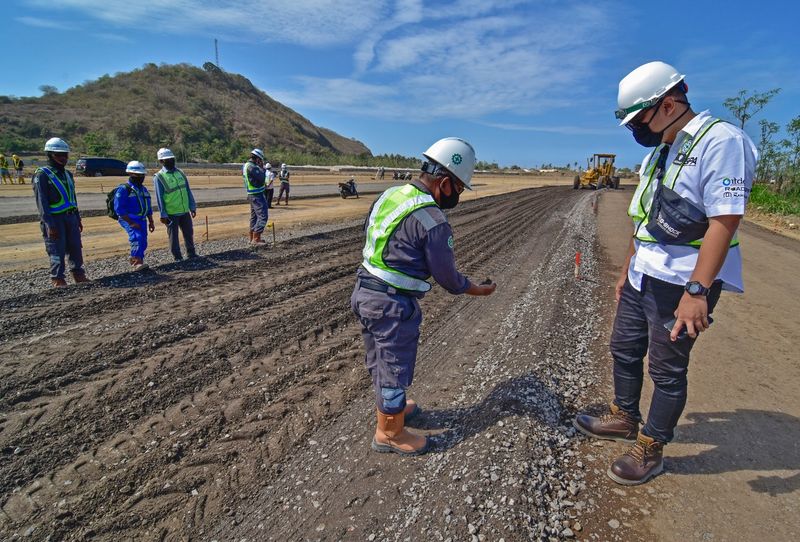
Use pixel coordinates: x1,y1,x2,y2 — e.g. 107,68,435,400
723,88,780,129
39,85,58,96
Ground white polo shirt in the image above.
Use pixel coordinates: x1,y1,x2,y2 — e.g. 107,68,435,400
628,110,758,293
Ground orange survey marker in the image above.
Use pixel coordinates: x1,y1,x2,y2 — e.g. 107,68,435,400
574,251,581,279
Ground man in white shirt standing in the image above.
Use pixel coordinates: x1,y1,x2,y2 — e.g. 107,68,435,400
573,61,757,485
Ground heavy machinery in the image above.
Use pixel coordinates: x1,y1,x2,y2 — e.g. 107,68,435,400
573,153,620,190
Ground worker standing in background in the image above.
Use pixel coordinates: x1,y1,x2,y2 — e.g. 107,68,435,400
265,162,276,208
243,149,268,245
153,147,197,261
351,137,497,456
0,153,12,184
115,161,155,271
32,137,90,287
12,154,25,184
276,163,290,205
573,61,757,485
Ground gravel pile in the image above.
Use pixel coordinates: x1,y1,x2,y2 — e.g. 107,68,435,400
372,195,611,541
0,218,362,302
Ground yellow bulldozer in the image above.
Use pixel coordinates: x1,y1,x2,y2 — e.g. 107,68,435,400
573,153,620,190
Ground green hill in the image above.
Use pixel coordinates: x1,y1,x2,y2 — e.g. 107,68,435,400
0,62,371,163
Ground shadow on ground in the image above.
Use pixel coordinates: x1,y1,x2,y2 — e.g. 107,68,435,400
668,409,800,495
409,373,564,452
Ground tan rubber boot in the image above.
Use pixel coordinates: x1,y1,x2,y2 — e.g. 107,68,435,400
248,230,254,242
71,269,91,283
131,258,149,272
372,409,428,456
251,231,267,245
404,399,421,421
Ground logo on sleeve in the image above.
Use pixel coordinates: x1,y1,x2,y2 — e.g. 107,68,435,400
721,177,748,197
447,235,454,249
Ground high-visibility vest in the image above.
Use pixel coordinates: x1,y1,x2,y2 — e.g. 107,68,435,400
361,184,438,292
628,117,737,248
156,169,191,215
38,167,77,214
242,161,265,195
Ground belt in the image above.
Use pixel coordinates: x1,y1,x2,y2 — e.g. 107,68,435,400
64,208,79,215
358,277,414,297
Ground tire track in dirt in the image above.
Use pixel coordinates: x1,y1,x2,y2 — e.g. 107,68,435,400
0,187,582,540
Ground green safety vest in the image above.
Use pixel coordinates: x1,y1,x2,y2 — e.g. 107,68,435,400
156,169,191,215
361,184,438,292
628,116,738,248
39,167,77,214
242,161,265,195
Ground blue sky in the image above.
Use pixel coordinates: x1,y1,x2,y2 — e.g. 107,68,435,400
3,0,799,168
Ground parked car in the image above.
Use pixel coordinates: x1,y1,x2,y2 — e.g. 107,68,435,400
75,157,127,177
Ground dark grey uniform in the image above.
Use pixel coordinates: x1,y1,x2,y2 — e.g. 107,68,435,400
351,180,471,414
33,164,85,280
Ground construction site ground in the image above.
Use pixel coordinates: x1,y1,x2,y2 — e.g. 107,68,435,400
0,181,797,541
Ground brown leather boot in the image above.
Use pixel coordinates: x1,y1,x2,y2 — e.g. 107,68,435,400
248,230,254,242
372,409,428,456
71,269,91,283
607,432,664,485
404,399,421,421
52,277,68,288
573,403,639,443
251,232,267,245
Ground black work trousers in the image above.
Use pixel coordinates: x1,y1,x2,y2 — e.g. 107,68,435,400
610,275,721,443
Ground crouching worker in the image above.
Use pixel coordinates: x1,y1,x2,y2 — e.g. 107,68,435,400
115,161,155,271
351,137,497,456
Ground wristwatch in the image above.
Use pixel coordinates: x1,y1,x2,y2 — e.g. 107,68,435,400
685,281,710,296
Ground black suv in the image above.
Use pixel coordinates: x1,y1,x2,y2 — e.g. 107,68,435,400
75,157,127,177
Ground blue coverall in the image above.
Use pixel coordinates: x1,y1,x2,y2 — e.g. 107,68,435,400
114,180,153,260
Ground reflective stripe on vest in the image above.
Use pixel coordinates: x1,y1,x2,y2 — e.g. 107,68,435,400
39,167,77,214
242,162,265,194
126,183,152,217
156,170,190,215
628,117,738,248
362,184,437,292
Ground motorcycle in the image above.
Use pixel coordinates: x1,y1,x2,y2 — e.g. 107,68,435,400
338,179,359,199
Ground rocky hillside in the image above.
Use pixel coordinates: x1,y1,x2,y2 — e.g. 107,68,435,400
0,62,370,162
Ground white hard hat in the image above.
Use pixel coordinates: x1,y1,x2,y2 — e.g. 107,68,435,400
422,137,476,189
126,160,147,175
281,163,287,169
616,61,685,126
251,148,265,161
264,162,272,170
44,137,70,153
157,147,175,160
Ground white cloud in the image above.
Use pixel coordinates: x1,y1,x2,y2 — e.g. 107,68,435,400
23,0,390,46
479,121,618,136
20,0,617,122
15,16,64,29
274,2,614,120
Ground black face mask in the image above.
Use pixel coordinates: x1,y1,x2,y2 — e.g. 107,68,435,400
130,176,145,186
628,100,690,147
437,178,460,209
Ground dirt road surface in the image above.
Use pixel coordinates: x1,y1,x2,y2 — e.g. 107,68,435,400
1,187,618,541
2,185,795,541
592,190,799,541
